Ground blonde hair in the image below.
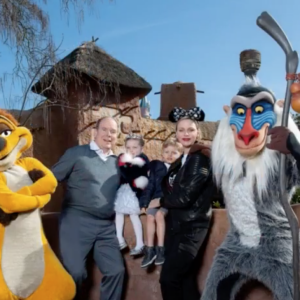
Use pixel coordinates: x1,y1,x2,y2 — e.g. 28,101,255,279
175,117,199,131
162,138,183,153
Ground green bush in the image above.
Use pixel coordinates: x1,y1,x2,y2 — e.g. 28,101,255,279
291,188,300,204
212,201,222,208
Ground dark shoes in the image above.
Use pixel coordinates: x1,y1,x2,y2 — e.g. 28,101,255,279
141,246,165,268
155,246,165,266
141,246,156,268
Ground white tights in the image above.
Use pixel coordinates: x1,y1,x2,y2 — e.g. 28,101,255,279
115,213,144,249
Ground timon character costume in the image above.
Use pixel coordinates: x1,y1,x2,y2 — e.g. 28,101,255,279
0,110,75,300
201,45,300,300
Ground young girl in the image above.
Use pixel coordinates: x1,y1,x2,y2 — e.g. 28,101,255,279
114,134,150,256
140,139,183,268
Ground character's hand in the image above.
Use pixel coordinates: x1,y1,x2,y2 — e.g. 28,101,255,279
28,169,45,183
140,208,146,214
190,143,211,157
201,147,211,158
148,198,160,208
0,209,18,226
16,169,46,196
20,169,46,196
266,126,291,154
36,194,51,208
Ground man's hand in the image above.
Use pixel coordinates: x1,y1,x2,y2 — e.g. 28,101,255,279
140,208,146,214
148,198,160,208
266,126,291,154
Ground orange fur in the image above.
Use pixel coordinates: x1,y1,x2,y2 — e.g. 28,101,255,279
0,114,76,300
0,110,18,126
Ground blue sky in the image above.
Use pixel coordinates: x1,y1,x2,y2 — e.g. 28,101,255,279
1,0,300,121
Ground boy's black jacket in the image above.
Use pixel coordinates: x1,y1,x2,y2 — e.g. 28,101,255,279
139,160,168,208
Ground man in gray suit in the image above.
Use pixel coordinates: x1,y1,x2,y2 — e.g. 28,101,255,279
52,116,124,300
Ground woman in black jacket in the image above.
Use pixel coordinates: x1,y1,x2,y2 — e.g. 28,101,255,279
149,106,215,300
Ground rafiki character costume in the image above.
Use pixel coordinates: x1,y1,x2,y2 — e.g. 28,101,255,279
201,58,300,300
0,110,75,300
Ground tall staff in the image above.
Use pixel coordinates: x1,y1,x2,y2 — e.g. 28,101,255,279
256,11,300,300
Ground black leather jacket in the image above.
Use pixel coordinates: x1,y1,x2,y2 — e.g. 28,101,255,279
139,160,168,208
160,146,215,232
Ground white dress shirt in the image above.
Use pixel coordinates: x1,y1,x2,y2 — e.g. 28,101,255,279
181,154,188,166
90,141,114,161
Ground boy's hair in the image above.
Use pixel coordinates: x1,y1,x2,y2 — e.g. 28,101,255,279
162,138,183,153
125,133,145,147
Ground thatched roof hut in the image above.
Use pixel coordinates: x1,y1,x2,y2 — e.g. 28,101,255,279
31,41,152,100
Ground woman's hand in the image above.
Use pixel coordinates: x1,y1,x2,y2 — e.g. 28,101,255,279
148,198,160,208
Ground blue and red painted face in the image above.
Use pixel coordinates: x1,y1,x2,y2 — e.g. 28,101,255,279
229,100,276,147
225,88,277,157
230,100,276,132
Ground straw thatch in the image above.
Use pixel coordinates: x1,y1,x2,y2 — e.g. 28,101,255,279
31,41,152,98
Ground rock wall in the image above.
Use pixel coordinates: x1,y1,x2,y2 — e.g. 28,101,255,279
11,93,219,212
43,205,288,300
79,99,218,159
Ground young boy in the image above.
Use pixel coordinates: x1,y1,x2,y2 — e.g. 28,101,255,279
140,138,183,268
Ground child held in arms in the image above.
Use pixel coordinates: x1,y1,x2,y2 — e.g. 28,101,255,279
140,138,183,268
114,134,150,256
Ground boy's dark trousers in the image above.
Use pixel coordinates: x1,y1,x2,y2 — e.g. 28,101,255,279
159,226,208,300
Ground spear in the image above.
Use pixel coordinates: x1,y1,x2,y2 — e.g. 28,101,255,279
256,11,299,300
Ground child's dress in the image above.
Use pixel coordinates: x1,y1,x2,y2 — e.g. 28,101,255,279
114,152,150,255
115,183,140,215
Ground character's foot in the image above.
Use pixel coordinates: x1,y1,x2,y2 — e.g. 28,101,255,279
141,246,156,268
155,246,165,265
130,246,144,256
119,241,128,250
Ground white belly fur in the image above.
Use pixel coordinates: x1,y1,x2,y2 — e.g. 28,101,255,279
223,177,261,248
1,165,44,298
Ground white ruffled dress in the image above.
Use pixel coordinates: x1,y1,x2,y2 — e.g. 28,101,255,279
114,184,140,215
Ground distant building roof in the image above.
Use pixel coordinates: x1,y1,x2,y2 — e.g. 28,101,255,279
31,41,152,99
